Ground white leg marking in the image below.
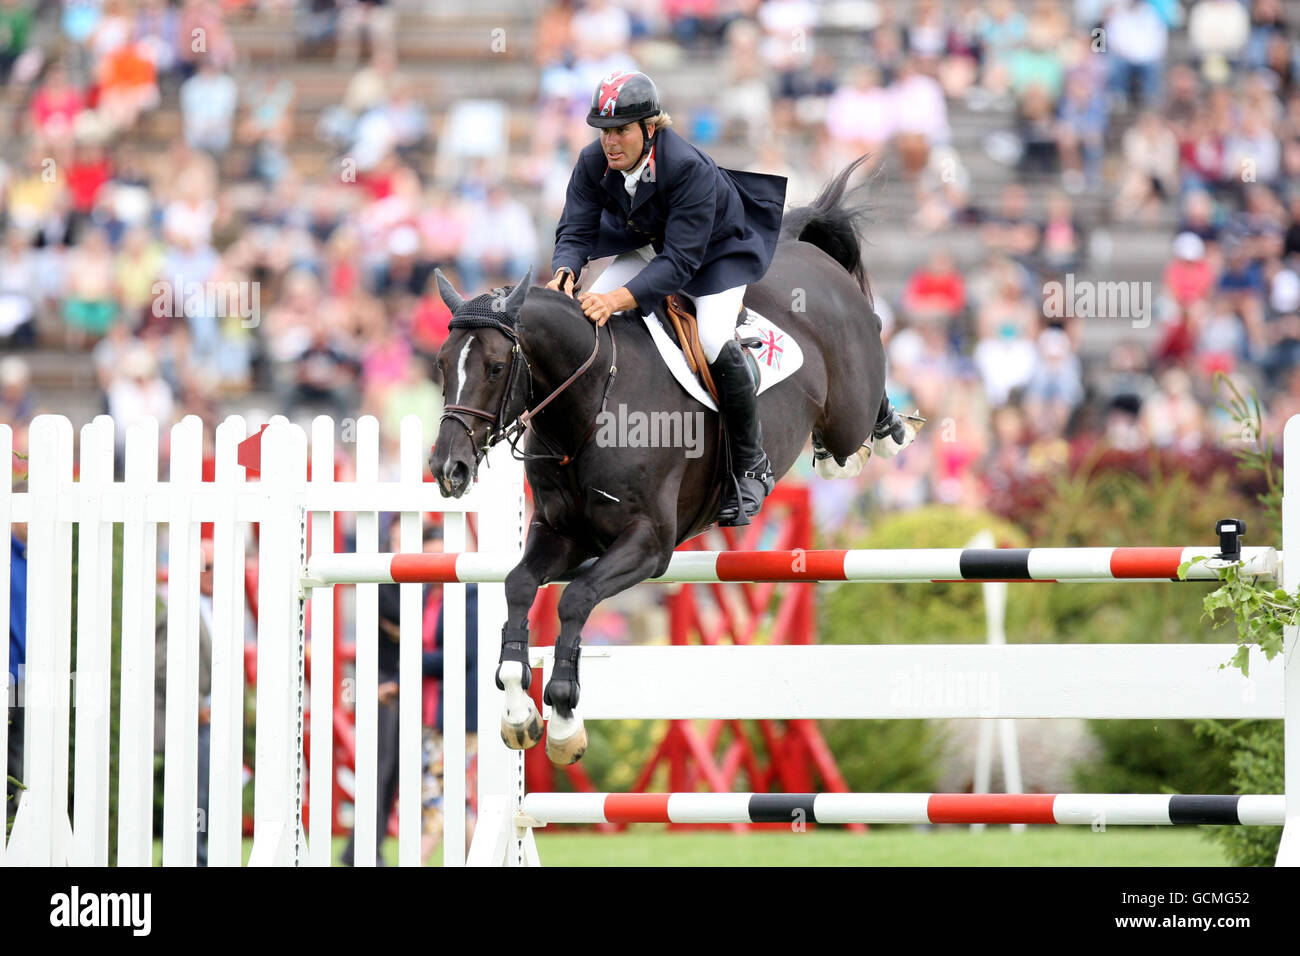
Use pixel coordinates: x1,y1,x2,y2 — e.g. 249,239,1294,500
499,660,542,750
547,707,583,743
815,443,871,479
500,661,532,723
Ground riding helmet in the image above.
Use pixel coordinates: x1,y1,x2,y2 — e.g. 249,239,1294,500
586,70,661,128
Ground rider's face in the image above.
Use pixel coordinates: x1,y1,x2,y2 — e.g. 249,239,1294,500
600,123,645,171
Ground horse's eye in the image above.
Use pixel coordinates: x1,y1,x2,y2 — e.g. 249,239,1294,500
488,362,506,379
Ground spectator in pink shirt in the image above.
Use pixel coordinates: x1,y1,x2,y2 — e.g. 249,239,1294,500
28,64,85,148
360,319,413,411
177,0,234,78
825,65,892,173
1163,232,1215,309
418,188,469,263
891,57,951,177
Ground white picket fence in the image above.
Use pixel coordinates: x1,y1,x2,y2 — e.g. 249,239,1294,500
1,413,521,866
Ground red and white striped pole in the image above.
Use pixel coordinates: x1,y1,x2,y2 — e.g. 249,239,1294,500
517,792,1286,827
304,545,1279,588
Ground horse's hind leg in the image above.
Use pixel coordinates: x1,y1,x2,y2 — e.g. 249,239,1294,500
498,520,588,751
814,329,922,470
544,520,670,765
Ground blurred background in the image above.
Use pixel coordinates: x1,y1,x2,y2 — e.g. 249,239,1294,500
0,0,1297,534
2,0,1296,864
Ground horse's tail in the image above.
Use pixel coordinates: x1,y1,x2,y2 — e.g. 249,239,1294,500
780,155,873,307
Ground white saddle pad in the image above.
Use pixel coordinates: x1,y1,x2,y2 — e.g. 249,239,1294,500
641,308,805,412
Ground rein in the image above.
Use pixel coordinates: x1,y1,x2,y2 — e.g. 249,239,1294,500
508,318,618,467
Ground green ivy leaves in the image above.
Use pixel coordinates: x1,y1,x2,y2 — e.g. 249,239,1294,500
1180,556,1293,676
1185,374,1296,678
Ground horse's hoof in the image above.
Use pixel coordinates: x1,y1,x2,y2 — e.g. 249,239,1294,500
815,443,870,479
872,411,926,459
546,725,587,765
501,696,543,750
545,711,587,765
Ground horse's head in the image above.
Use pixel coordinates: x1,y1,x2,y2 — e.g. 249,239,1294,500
429,267,531,497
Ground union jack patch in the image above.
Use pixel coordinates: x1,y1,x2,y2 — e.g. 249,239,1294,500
597,71,636,116
759,329,784,368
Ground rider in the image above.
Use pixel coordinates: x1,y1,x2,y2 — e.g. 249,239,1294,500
547,70,788,526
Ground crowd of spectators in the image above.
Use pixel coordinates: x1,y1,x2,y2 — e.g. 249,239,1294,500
853,0,1300,519
0,0,1297,534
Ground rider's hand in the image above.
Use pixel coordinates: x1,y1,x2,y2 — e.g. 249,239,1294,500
579,291,617,326
546,269,576,297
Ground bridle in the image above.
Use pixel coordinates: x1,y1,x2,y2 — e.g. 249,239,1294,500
439,306,618,469
439,324,530,466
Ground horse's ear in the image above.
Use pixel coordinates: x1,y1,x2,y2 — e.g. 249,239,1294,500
504,267,533,315
435,268,466,314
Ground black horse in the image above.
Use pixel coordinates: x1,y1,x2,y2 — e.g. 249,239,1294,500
430,158,906,763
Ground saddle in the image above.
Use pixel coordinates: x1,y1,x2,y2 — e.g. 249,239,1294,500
652,293,755,405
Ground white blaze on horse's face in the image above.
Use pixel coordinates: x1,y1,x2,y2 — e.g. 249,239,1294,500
455,338,473,405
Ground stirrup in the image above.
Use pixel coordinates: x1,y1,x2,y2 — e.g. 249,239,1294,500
495,626,532,691
719,463,773,525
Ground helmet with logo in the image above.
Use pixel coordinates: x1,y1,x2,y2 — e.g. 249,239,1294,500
587,70,661,129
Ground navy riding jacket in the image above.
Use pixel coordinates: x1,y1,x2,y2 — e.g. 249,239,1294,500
550,127,788,312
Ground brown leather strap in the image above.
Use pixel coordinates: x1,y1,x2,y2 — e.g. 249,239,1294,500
666,294,719,404
520,320,602,427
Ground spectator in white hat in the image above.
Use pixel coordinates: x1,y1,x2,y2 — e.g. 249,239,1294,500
105,345,174,456
0,356,34,428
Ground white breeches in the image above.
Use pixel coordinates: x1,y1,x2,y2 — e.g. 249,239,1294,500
587,244,745,363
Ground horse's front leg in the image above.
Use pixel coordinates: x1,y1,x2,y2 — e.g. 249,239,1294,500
545,519,671,765
498,519,589,750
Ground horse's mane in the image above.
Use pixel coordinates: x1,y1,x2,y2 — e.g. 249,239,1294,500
780,155,874,308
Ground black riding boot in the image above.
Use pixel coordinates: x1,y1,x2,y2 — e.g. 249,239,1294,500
710,340,775,526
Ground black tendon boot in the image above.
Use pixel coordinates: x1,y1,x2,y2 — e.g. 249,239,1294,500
542,641,581,715
874,394,908,445
496,624,531,691
710,339,775,526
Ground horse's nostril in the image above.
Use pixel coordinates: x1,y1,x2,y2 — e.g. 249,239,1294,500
437,458,471,497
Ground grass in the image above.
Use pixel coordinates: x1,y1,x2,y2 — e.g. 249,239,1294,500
526,827,1232,866
152,826,1235,866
